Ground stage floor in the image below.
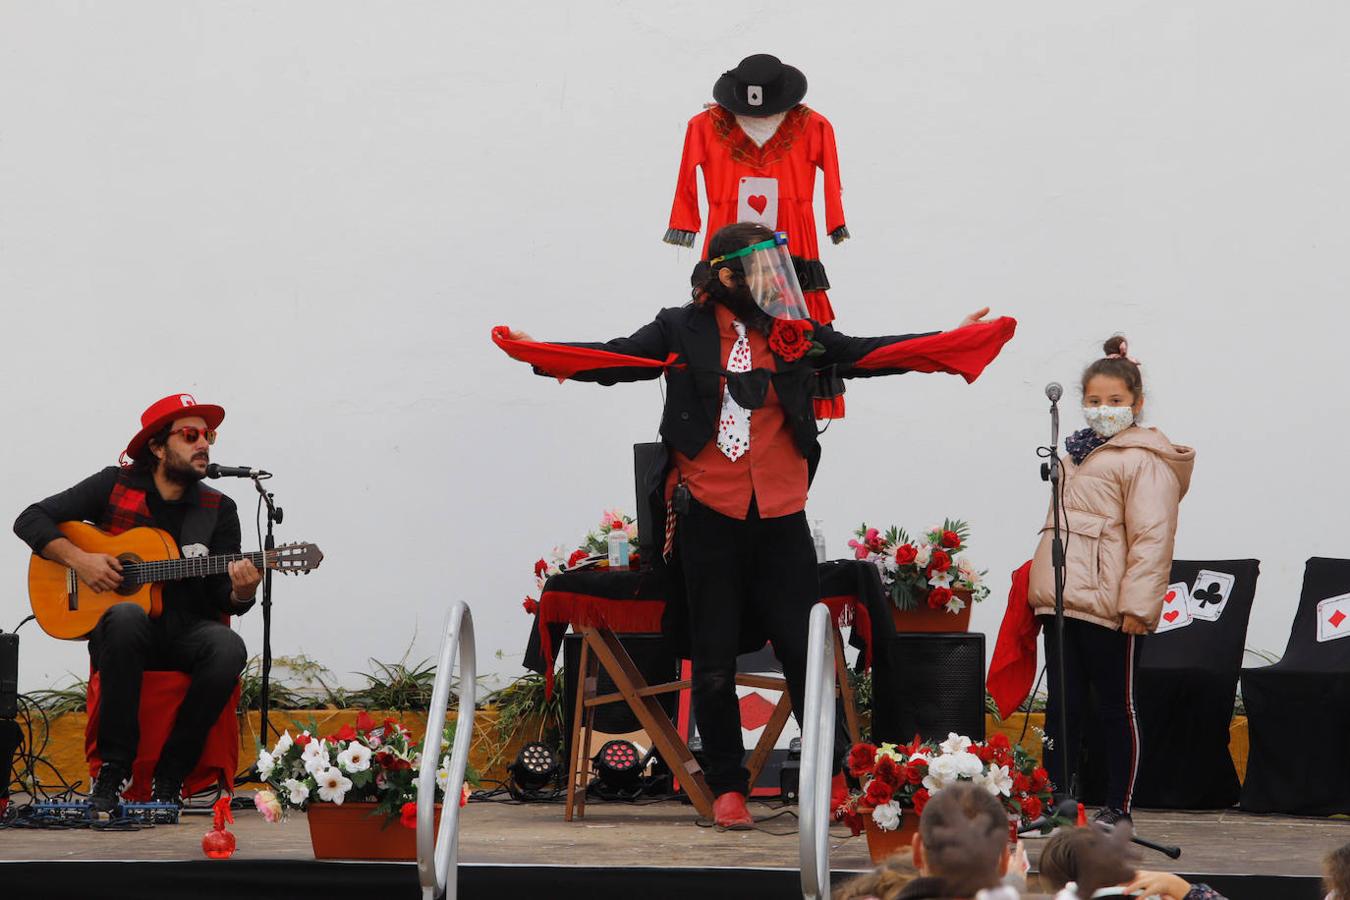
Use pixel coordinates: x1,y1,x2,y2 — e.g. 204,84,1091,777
3,797,1348,897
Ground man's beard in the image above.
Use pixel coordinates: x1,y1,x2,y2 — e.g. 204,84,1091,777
161,447,207,485
718,282,772,333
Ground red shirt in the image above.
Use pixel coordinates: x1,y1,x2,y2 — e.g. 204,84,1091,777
666,303,810,520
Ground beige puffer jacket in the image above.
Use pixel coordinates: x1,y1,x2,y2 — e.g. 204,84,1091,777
1028,426,1195,631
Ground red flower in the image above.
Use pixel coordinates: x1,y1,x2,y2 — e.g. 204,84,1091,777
522,596,539,615
609,519,625,532
533,558,548,578
894,544,918,566
904,763,926,785
375,751,395,768
1020,795,1043,819
830,784,850,818
940,530,961,549
913,788,931,816
355,711,377,733
1031,767,1050,793
973,743,995,763
400,801,418,830
1013,773,1031,795
294,733,312,748
927,586,953,610
847,743,878,778
328,724,358,743
768,319,812,362
988,734,1011,753
873,756,902,786
864,779,894,807
929,550,952,573
567,549,588,568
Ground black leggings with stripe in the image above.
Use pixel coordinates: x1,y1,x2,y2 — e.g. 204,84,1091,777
1039,615,1143,812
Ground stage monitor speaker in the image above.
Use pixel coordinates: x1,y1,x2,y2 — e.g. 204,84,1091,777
0,633,17,720
873,633,985,745
561,632,680,757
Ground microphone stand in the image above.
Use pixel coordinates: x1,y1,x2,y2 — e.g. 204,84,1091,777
253,474,281,744
1038,391,1072,808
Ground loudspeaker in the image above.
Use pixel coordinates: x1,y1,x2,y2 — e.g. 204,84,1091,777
0,633,17,720
561,633,680,757
872,633,986,745
0,718,18,799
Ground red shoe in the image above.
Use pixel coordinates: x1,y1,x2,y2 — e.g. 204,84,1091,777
713,791,754,830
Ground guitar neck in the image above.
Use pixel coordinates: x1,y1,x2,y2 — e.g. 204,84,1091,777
126,551,269,584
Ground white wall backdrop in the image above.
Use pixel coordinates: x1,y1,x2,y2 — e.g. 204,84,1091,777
2,1,1347,696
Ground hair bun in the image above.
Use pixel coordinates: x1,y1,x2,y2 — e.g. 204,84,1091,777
1102,334,1128,357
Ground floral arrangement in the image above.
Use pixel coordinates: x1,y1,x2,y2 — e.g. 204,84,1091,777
848,519,989,613
832,732,1054,836
253,711,477,828
522,508,639,615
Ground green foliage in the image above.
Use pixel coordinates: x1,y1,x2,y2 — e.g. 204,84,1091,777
479,672,566,770
26,675,89,715
347,654,441,712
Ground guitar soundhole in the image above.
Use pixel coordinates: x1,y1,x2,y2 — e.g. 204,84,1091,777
115,553,143,596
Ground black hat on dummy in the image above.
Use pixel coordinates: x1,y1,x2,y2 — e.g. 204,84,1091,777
712,54,807,117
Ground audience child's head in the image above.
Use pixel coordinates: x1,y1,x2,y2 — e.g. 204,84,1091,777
911,782,1012,896
1038,824,1138,896
1326,841,1350,899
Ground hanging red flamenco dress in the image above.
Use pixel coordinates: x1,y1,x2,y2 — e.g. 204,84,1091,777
664,104,848,326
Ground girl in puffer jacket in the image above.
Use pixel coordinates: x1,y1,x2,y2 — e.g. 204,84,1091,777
1028,335,1195,827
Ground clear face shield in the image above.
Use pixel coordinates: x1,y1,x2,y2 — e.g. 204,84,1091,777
710,232,810,321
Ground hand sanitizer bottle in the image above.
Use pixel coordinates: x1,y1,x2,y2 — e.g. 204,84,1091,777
607,528,630,570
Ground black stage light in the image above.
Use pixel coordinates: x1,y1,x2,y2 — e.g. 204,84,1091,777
508,741,560,798
779,736,802,801
592,739,643,790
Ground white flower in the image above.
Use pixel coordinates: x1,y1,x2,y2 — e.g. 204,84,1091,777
957,557,978,579
436,756,450,793
950,751,985,780
928,570,954,589
882,556,899,574
315,767,353,804
272,731,293,756
257,749,276,782
945,595,967,615
913,544,932,567
282,778,310,805
871,800,903,832
923,755,957,792
940,733,972,755
302,739,330,776
338,742,372,773
981,764,1014,797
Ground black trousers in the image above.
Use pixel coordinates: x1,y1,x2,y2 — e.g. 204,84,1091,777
1040,614,1143,812
88,602,247,781
678,495,838,796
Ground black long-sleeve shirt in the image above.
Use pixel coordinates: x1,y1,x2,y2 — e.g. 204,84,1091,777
14,466,251,620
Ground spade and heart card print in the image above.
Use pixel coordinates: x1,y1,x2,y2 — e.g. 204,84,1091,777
1317,593,1350,643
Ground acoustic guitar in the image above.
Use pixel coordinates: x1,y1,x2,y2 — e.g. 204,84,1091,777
28,520,323,640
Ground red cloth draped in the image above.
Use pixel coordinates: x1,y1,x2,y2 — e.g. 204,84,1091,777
86,671,241,801
986,560,1040,720
536,592,869,698
492,326,680,382
854,317,1017,383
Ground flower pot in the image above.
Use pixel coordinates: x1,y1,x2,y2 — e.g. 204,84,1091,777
307,801,440,860
891,590,973,633
859,804,919,863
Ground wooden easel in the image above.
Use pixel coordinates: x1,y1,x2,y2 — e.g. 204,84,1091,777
564,622,861,821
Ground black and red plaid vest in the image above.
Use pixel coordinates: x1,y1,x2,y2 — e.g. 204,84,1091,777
99,470,223,545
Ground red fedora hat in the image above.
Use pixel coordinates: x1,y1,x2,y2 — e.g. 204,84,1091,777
123,393,226,462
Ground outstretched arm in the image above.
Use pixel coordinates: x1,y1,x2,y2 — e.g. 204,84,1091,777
501,317,675,385
819,307,992,377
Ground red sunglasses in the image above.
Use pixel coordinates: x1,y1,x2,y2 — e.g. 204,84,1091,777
167,426,217,445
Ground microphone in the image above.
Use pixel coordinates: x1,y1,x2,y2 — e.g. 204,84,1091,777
205,463,271,479
1045,382,1063,403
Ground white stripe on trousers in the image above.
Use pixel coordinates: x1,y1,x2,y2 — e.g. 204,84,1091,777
1123,634,1141,812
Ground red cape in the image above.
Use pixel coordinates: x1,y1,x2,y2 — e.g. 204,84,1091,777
491,326,680,382
853,316,1017,383
495,317,1016,383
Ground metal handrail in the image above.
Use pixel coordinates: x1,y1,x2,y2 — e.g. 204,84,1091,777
799,602,836,900
415,601,476,900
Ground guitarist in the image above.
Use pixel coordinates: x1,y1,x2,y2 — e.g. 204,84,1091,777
13,393,261,813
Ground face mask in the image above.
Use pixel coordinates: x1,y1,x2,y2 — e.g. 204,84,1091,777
1083,405,1135,438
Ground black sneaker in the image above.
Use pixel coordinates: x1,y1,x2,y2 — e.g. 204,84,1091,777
88,763,130,816
1092,806,1133,828
150,775,184,806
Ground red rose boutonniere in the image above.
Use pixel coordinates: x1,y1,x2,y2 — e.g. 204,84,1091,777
768,319,825,362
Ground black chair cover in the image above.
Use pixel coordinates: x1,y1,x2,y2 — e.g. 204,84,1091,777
1240,557,1350,816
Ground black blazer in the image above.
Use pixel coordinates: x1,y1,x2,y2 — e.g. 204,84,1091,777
553,302,931,470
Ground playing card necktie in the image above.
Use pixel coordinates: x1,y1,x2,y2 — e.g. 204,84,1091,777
716,320,752,461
